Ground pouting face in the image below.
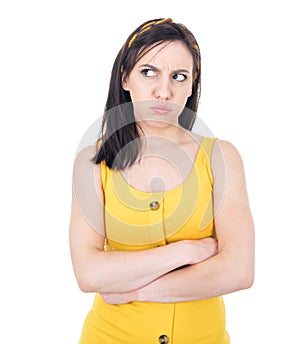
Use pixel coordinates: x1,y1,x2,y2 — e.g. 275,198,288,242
122,40,194,127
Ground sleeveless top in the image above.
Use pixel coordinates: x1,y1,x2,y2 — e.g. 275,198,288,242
79,136,230,344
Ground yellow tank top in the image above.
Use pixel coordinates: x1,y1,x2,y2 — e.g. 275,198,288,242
79,136,230,344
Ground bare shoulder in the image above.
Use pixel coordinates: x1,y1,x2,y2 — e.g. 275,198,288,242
213,139,243,160
73,144,101,179
211,139,246,181
74,144,98,165
212,139,244,166
71,143,104,235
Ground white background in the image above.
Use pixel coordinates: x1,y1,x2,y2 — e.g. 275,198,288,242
0,0,299,343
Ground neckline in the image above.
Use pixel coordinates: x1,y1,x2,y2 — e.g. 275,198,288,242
117,137,206,195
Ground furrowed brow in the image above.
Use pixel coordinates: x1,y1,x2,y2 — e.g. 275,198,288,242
139,64,190,74
173,69,190,74
139,64,159,71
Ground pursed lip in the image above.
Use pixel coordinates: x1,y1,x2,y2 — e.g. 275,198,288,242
150,105,172,115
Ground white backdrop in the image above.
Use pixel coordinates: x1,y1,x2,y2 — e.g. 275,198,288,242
0,0,299,343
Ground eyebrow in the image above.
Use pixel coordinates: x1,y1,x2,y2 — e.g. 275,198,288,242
139,63,190,74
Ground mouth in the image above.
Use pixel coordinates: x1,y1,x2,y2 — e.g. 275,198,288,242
150,105,172,115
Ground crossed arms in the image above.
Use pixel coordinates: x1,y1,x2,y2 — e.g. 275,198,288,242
69,140,255,304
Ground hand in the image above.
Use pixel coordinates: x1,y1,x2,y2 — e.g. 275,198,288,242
183,237,218,265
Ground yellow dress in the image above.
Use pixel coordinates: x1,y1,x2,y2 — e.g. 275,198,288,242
79,137,230,344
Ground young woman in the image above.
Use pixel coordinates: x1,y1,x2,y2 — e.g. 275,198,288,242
69,18,255,344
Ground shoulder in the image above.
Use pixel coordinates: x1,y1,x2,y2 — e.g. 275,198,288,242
212,139,243,160
73,144,100,171
72,144,102,186
74,144,97,163
211,139,245,181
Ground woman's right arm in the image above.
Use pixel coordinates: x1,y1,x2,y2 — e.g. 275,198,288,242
69,145,217,294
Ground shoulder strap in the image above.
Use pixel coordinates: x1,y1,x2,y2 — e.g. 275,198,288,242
200,137,218,185
201,136,217,159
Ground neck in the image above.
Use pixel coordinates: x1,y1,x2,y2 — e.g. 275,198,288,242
137,120,185,142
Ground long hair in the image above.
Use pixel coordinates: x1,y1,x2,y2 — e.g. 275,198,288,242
91,18,201,170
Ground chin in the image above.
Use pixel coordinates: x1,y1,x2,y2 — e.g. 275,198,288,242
137,117,179,130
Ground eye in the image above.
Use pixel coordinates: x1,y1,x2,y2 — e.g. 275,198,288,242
173,73,187,82
141,68,157,77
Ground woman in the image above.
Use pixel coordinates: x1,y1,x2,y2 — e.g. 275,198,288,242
69,18,255,344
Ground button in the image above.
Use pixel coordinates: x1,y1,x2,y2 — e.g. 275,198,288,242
159,334,169,343
150,200,160,210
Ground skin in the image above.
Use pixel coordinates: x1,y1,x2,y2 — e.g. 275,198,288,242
69,40,255,304
122,40,193,134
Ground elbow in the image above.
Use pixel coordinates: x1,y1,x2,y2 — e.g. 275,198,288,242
76,272,97,293
76,269,110,293
77,277,93,293
240,273,254,290
227,260,254,291
239,267,255,290
222,253,255,291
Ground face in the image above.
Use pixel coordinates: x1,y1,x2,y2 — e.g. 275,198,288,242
122,40,194,127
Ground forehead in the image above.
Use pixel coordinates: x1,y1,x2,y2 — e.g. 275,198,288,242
137,40,193,68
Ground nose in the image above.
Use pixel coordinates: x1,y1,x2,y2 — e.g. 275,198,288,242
154,76,172,101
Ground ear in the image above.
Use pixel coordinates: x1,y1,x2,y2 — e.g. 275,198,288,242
188,88,192,97
122,74,129,91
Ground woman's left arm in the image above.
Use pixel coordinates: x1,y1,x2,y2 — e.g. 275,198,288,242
102,140,255,304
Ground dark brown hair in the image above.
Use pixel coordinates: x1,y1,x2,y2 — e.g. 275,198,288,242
91,18,201,170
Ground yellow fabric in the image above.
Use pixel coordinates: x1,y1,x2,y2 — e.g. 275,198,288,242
79,137,230,343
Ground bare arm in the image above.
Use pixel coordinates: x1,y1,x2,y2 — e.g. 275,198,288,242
69,145,217,294
101,140,255,303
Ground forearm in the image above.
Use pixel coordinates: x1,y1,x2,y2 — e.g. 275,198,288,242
135,252,254,303
80,241,191,293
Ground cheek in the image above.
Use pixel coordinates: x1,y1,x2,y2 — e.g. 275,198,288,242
128,84,151,100
176,88,192,102
174,81,193,97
